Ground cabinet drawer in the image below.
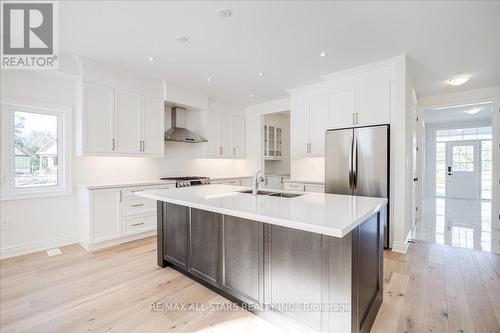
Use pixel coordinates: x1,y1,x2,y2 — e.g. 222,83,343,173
304,185,325,193
122,197,156,216
284,183,305,192
225,180,241,186
123,214,156,236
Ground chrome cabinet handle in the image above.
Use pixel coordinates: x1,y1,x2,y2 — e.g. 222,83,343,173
353,113,355,125
131,222,144,227
233,147,236,156
130,203,144,207
112,138,115,151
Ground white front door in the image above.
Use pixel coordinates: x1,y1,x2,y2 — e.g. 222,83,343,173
445,140,480,199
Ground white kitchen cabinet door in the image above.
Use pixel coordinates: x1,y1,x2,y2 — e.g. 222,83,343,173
205,111,222,157
231,115,244,157
83,83,114,153
357,82,391,126
114,90,141,153
308,92,328,156
290,94,310,156
90,189,121,243
141,97,164,156
327,89,356,130
221,115,232,157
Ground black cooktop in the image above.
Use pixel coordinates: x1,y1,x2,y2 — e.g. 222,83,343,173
160,176,209,181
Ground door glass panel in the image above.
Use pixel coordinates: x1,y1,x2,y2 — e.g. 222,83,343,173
452,145,474,172
435,143,446,196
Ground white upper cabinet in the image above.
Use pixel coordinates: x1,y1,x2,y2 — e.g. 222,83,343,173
76,57,164,157
308,90,328,155
290,87,327,157
200,111,244,158
114,90,141,153
290,93,311,157
327,88,356,130
290,63,394,157
230,115,244,157
82,83,114,153
357,82,391,126
141,97,164,155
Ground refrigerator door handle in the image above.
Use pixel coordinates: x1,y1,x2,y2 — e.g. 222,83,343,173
353,137,358,190
349,134,354,189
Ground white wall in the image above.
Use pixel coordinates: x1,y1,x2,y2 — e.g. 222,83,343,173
0,68,250,258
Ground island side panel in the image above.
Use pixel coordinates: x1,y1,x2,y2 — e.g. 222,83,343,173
157,201,166,268
328,231,353,333
351,209,384,333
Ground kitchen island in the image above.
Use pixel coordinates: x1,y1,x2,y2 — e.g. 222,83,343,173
136,184,387,333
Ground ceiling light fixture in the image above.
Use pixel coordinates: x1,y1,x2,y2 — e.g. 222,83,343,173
217,8,232,18
147,56,156,61
319,52,327,57
258,72,264,77
176,36,189,43
250,94,254,98
207,78,212,82
447,73,470,86
464,108,481,115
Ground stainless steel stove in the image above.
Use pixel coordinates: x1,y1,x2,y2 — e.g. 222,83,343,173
160,176,211,188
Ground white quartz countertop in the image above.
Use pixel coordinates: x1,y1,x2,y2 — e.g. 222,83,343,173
77,180,177,190
135,184,386,238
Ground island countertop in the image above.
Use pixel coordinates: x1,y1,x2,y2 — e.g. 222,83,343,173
136,184,387,238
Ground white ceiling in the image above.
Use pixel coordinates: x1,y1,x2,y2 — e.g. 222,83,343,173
423,103,492,124
59,1,500,106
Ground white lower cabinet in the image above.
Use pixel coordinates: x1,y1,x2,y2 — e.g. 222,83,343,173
90,189,121,243
122,214,157,236
284,182,325,193
78,183,175,250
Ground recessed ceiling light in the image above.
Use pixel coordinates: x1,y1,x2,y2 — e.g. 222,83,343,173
258,72,264,77
447,73,470,86
207,78,212,82
319,52,327,57
218,8,232,18
464,107,481,114
147,56,155,61
250,94,254,98
176,36,189,43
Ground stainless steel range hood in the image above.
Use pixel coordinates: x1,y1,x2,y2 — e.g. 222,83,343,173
165,106,207,143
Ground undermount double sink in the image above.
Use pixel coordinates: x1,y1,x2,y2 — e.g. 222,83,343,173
238,190,304,198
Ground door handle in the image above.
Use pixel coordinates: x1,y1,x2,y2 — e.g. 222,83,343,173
349,135,354,189
353,138,358,190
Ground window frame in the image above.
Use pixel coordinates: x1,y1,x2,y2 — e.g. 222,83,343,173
1,99,72,200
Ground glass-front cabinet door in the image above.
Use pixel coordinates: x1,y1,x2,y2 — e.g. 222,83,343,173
269,126,275,156
276,128,282,157
264,125,268,156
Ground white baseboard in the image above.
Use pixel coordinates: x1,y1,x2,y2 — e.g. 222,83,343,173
391,229,413,254
0,234,77,259
81,231,156,251
391,241,409,254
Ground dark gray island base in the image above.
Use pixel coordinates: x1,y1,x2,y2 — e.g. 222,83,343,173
156,201,385,333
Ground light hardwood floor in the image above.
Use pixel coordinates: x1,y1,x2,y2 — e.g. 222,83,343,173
1,237,499,333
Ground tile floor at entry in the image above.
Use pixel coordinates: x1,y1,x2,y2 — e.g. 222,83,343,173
416,197,498,254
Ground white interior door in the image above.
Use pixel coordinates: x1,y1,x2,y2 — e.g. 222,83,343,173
445,140,480,199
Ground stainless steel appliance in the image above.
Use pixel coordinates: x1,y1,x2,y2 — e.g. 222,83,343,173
164,106,208,143
160,176,211,188
325,125,390,248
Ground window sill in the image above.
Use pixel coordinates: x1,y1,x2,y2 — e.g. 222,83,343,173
0,188,73,201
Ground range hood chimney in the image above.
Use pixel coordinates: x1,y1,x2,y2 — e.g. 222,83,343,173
164,105,207,143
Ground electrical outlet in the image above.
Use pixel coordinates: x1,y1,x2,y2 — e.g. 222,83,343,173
0,219,11,231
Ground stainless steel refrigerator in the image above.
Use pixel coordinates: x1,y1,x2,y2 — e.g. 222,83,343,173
325,125,390,248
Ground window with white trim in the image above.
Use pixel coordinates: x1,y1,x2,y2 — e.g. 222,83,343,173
1,102,70,199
